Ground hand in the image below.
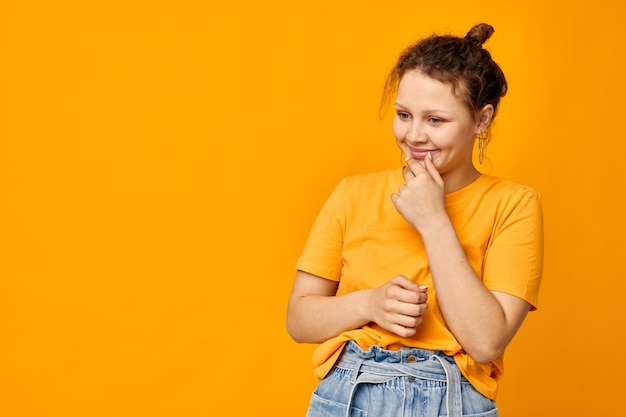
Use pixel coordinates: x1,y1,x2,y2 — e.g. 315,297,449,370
366,275,428,337
391,155,446,233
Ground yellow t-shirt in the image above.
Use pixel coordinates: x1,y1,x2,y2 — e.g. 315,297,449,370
296,167,543,400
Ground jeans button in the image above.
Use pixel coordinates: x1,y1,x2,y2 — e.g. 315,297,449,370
407,356,417,382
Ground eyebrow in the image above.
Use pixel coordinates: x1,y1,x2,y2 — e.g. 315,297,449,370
394,103,453,115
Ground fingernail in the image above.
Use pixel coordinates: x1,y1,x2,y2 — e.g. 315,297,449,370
419,286,428,290
405,156,411,162
428,152,433,161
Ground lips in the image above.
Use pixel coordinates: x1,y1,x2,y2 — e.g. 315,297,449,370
409,148,438,160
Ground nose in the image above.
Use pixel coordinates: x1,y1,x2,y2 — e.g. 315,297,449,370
406,121,427,144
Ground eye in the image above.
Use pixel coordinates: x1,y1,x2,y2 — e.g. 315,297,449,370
397,111,411,120
429,117,443,125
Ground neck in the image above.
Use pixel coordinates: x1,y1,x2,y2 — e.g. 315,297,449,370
442,167,481,194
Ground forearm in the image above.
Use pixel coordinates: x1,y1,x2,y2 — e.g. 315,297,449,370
287,287,372,344
421,217,514,363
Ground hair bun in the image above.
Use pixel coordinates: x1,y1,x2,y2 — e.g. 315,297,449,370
464,23,495,46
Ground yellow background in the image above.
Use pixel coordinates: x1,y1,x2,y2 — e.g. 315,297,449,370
1,1,624,416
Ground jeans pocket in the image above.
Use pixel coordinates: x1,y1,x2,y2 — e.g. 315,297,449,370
463,409,498,417
460,383,498,417
306,392,368,417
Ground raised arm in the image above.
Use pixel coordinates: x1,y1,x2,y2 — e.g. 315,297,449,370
392,156,536,363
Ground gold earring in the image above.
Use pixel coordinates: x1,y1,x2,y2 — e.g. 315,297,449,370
476,131,487,165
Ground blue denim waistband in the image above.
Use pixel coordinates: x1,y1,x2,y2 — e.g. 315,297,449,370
335,341,464,417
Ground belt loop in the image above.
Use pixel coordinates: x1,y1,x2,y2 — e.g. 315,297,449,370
345,357,363,417
431,355,463,417
349,357,365,383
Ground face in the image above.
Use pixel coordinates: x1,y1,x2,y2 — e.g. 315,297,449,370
394,69,492,191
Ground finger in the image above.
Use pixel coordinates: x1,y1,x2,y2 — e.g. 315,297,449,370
391,275,421,291
395,313,423,329
395,291,428,305
423,153,444,186
397,304,428,322
390,324,417,338
406,158,426,175
422,152,437,174
402,165,415,182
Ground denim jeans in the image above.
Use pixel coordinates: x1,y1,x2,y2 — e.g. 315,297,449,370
305,341,497,417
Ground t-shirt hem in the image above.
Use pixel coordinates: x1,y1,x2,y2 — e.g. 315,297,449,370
295,262,341,282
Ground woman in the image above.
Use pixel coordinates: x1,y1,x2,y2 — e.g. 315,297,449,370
287,23,543,417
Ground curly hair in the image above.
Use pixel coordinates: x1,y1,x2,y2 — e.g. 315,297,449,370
382,23,508,124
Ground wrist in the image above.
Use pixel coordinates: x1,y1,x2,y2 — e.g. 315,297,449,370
417,214,455,242
357,288,375,324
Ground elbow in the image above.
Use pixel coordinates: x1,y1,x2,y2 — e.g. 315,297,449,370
286,310,327,344
286,308,309,344
286,321,318,344
465,342,506,364
288,333,307,344
286,319,304,343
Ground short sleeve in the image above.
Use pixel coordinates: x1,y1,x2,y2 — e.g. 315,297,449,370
482,189,544,309
295,179,347,281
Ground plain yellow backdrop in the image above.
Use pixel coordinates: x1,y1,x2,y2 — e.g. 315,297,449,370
1,1,624,416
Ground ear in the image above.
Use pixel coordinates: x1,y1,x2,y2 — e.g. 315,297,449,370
475,104,494,133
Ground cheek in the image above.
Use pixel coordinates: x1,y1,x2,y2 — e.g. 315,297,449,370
437,127,470,148
392,119,404,141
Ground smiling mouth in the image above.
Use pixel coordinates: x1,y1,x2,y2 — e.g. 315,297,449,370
409,149,438,160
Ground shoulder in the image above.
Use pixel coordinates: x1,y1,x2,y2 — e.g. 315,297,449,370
478,175,541,203
318,168,400,211
476,176,543,225
341,167,402,192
